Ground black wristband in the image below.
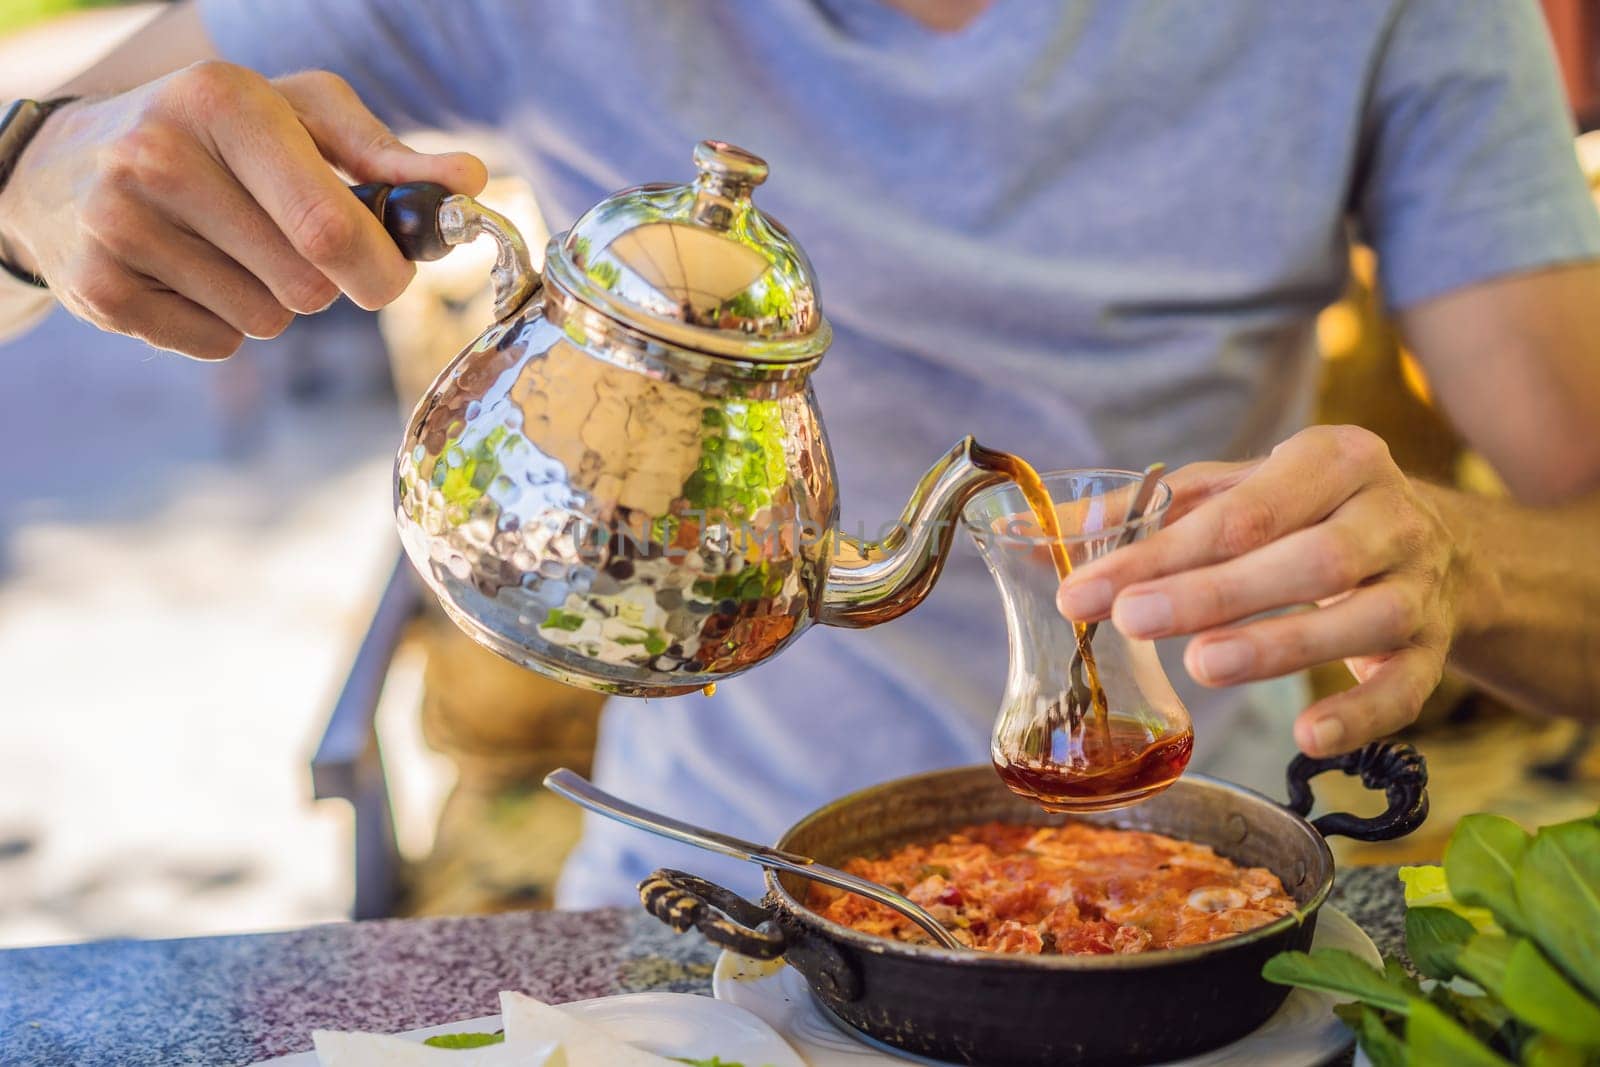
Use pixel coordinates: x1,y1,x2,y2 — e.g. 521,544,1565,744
0,96,79,289
0,255,44,288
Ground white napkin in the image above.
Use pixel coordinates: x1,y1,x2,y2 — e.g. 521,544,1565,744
499,992,679,1065
310,991,682,1066
311,1028,563,1065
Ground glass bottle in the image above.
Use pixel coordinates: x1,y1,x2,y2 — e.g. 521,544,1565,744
964,469,1192,812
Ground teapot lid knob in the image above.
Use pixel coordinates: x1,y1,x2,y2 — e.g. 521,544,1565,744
692,140,769,197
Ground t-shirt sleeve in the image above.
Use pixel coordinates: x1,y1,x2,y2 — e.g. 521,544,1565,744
194,0,515,132
1354,0,1600,311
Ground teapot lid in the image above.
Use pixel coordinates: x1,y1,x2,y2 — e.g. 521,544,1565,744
546,141,830,364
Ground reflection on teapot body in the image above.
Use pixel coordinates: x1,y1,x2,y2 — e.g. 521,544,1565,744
374,142,1015,696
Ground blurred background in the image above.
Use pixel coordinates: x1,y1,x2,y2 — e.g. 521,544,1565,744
1,1,1598,949
1,1,392,948
0,1,555,947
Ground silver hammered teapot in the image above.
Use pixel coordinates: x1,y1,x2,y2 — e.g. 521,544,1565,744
362,141,1013,696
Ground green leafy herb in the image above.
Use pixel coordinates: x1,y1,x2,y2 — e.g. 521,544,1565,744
1261,949,1414,1013
1499,938,1600,1047
1449,932,1600,1045
1266,805,1600,1067
1444,814,1531,933
422,1031,505,1049
1406,906,1476,980
1400,865,1499,932
1382,955,1424,999
1339,1004,1406,1067
1406,998,1513,1066
1455,932,1515,997
1514,819,1600,1004
1521,1034,1594,1067
1399,864,1451,907
1428,985,1512,1045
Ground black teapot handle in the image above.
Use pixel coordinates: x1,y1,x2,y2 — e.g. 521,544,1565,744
350,182,453,261
348,182,538,318
1286,740,1429,841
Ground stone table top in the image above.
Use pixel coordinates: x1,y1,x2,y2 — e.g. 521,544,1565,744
0,866,1405,1066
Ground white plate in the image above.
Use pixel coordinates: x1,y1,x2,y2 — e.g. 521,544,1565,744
713,906,1379,1066
253,990,806,1066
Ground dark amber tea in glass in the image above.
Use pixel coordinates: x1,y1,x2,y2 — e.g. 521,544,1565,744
964,462,1192,812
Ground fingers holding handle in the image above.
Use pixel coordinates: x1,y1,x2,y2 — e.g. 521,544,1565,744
349,181,537,319
0,60,494,361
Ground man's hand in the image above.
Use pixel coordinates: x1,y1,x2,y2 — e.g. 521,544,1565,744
1055,425,1474,758
0,61,487,360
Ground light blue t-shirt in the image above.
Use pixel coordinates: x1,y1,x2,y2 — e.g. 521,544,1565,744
201,0,1600,906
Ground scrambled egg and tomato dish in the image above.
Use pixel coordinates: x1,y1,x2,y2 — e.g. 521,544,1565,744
809,821,1297,955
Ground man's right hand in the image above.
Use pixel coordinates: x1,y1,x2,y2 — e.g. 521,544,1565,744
0,62,487,360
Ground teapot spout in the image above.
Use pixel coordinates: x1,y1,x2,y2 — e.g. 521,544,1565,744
818,436,1013,628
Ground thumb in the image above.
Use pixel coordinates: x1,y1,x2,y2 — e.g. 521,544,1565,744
273,70,488,195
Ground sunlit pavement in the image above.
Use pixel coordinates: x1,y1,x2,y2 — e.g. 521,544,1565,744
0,306,411,947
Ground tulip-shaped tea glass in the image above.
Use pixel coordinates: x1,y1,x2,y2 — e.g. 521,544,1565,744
964,470,1191,812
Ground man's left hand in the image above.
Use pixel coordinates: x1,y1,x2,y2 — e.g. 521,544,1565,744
1056,425,1467,757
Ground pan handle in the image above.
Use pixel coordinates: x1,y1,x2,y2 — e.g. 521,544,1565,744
1285,740,1429,841
639,869,788,960
639,869,862,1002
349,181,539,319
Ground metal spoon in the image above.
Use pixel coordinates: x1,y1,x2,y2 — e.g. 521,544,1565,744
1065,461,1168,715
543,768,968,951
